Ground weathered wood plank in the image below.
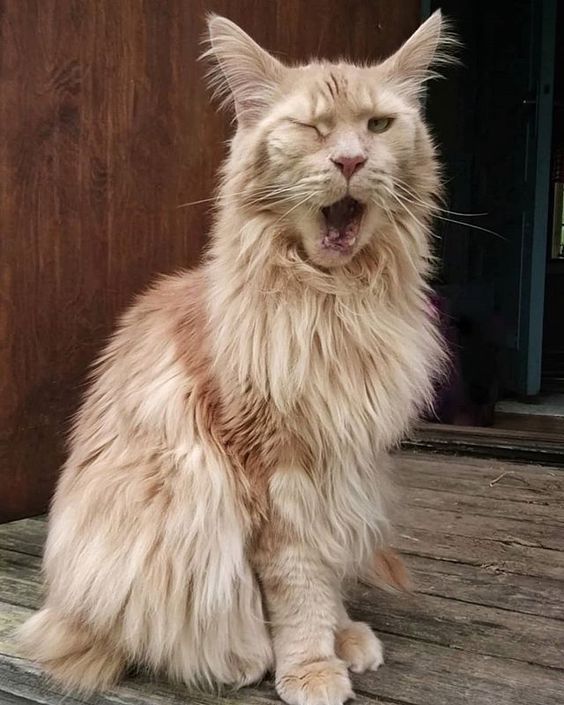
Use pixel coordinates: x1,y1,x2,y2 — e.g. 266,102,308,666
1,451,563,705
0,551,564,666
4,634,563,705
398,468,564,508
396,526,564,580
0,521,46,558
0,574,42,612
0,602,29,658
397,505,563,550
0,550,42,610
0,550,41,575
356,633,564,705
402,484,564,526
0,692,38,705
404,553,564,619
0,604,397,704
397,453,564,500
4,591,563,705
348,584,564,669
0,654,400,705
398,449,564,479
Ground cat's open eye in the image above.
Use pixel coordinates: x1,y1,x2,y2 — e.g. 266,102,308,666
367,117,393,134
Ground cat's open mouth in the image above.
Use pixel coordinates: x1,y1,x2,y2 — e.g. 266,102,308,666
321,197,365,253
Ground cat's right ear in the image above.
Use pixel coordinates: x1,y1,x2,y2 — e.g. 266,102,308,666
203,15,285,127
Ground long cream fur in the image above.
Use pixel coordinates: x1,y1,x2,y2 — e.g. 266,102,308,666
19,11,453,705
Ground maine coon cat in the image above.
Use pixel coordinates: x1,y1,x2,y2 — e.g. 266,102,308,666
19,11,452,705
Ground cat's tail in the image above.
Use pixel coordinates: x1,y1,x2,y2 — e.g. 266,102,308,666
17,607,126,693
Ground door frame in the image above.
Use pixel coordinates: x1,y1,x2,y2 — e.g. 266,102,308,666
521,0,556,394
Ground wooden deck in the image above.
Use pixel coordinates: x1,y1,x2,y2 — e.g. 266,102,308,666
1,451,563,705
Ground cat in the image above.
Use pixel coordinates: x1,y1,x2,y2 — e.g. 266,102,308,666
19,11,453,705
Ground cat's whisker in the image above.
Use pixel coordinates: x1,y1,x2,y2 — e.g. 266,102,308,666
392,186,507,242
236,185,314,212
384,188,434,237
177,195,223,208
272,193,316,226
434,213,507,241
177,184,305,209
243,187,312,210
393,179,489,218
176,189,275,209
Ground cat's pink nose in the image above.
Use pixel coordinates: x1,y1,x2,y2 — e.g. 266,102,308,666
331,154,367,180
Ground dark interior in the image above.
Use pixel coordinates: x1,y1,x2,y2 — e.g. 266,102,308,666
425,0,563,428
543,0,564,392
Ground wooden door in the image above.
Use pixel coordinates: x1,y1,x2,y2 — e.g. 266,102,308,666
0,0,420,522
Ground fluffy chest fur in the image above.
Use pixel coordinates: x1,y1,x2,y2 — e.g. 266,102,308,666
217,282,436,571
203,222,443,568
206,217,442,466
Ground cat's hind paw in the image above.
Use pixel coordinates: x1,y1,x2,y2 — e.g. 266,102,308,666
335,621,384,674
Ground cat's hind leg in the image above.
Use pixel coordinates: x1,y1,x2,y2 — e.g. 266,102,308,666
17,607,126,693
334,598,384,675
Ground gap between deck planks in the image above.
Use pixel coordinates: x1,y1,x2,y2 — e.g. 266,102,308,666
0,451,563,705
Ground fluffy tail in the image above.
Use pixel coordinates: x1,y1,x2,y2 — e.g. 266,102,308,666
365,548,413,592
17,608,126,693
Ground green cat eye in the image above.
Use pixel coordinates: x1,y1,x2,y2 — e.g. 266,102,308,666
368,117,393,134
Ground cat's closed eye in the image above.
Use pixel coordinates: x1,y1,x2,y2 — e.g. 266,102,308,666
288,119,324,138
367,116,394,133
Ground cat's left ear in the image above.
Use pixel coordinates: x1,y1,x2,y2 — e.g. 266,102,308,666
204,15,285,127
378,10,458,101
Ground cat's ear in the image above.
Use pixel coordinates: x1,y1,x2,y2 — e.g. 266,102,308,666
204,15,285,127
379,10,458,100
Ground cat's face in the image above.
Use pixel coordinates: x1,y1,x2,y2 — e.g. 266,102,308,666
207,12,454,268
252,66,420,267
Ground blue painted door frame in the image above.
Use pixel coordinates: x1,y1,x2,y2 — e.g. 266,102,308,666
521,0,556,394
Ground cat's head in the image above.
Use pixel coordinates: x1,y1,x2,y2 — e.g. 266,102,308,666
205,12,456,269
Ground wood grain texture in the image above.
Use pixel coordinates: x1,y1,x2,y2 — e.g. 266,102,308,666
0,520,46,557
396,527,564,580
406,423,564,466
1,451,563,704
405,553,564,619
402,483,564,526
0,0,420,522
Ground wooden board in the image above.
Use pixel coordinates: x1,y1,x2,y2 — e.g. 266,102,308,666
405,423,564,466
0,451,563,704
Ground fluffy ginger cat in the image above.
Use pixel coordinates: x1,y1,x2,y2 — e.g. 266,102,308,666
19,11,452,705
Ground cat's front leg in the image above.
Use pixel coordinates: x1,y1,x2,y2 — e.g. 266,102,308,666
255,533,353,705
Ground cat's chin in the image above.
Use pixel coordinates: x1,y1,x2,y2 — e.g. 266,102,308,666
303,238,364,269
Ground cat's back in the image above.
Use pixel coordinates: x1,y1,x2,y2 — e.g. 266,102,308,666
63,267,211,483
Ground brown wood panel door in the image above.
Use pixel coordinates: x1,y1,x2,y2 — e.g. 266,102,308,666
0,0,420,522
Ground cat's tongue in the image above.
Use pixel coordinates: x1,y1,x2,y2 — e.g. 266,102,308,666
321,197,364,253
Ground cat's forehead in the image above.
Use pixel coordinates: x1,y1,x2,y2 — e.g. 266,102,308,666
281,62,408,122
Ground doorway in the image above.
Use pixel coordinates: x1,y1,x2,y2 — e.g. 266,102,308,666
422,0,562,439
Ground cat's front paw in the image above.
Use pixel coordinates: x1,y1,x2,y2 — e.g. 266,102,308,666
335,621,384,673
276,658,354,705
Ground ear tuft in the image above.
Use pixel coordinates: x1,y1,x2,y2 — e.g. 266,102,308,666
379,10,459,99
202,14,285,126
